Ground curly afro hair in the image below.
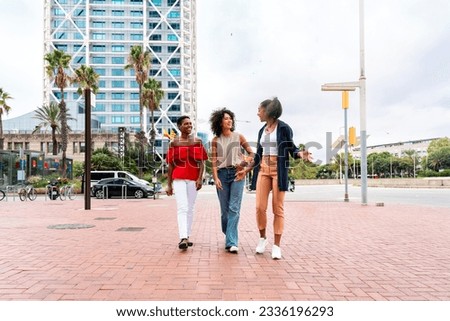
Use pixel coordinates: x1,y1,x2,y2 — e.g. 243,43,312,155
209,108,235,137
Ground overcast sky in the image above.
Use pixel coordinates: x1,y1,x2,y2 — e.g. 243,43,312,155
1,0,449,162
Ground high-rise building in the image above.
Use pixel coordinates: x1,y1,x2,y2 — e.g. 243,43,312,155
43,0,197,157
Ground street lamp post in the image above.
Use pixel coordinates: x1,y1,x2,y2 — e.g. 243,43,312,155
342,91,349,202
321,0,367,205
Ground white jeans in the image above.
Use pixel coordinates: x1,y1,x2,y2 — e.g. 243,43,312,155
173,179,198,239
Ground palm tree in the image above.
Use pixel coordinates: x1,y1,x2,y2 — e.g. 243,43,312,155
32,102,75,155
72,64,99,210
44,49,72,177
0,88,13,150
142,78,164,161
124,45,151,177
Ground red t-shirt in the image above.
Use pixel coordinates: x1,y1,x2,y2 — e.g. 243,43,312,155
166,143,208,181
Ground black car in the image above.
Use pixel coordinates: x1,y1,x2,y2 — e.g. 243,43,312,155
92,178,154,199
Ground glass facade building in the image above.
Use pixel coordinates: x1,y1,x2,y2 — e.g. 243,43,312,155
43,0,197,156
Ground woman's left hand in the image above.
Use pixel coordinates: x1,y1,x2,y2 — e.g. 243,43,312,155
234,169,246,181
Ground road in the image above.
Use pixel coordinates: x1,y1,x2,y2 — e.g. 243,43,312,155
283,184,450,208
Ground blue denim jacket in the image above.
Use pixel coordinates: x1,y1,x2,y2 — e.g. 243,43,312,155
253,120,300,191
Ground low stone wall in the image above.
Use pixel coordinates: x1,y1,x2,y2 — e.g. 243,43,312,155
296,178,450,188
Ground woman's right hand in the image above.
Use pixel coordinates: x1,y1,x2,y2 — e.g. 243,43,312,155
215,178,223,190
166,185,173,196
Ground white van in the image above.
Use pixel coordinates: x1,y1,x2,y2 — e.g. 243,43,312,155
89,170,150,188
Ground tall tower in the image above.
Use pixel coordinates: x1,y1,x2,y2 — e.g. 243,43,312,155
43,0,197,157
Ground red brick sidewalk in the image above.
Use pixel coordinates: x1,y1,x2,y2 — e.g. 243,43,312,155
0,187,449,300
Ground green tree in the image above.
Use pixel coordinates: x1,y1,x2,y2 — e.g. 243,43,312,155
32,102,75,155
125,45,151,177
142,78,164,163
0,88,13,150
44,49,72,177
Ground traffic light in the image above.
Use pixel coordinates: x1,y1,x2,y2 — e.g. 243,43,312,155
349,126,356,145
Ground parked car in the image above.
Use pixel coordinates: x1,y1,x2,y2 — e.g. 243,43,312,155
92,178,154,199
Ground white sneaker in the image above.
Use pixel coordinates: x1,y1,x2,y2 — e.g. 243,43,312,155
272,245,282,259
255,238,268,254
229,246,239,253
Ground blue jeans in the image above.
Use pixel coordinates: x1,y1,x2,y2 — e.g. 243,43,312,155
216,168,245,247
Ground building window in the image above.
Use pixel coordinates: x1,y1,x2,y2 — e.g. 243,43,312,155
168,57,180,64
92,21,105,28
96,93,106,100
168,46,179,53
53,8,65,16
168,81,178,88
130,104,139,112
112,33,125,40
150,46,162,53
94,68,106,76
169,69,180,77
112,45,125,52
112,69,124,76
111,57,124,64
131,10,143,16
167,11,180,18
98,80,106,88
111,93,125,100
97,116,106,123
112,0,125,4
92,45,106,52
74,20,86,28
130,116,140,124
92,33,106,40
152,0,161,5
112,104,124,112
130,93,139,100
55,44,68,51
92,57,106,64
112,81,124,88
112,10,125,16
112,21,125,28
130,81,139,88
148,22,161,29
168,92,179,100
94,104,106,112
167,34,178,41
168,0,180,6
149,34,161,41
169,104,181,112
131,22,143,29
169,23,180,30
112,116,125,124
149,69,158,76
73,56,85,64
92,10,105,16
73,142,78,154
79,142,86,153
149,11,160,18
54,32,67,39
130,34,143,41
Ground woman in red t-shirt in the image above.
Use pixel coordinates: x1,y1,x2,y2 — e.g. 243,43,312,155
166,116,208,250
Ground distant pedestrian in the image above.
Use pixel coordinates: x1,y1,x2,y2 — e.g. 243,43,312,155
251,97,311,259
210,108,254,253
166,116,208,250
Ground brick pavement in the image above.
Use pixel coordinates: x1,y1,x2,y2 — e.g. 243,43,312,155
0,186,449,301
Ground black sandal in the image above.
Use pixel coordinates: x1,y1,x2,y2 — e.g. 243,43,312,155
187,238,193,247
178,238,188,249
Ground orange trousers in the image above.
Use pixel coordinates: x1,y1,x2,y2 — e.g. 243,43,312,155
255,155,285,235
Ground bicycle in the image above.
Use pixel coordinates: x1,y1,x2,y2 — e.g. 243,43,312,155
0,189,5,201
59,184,77,200
18,185,37,201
